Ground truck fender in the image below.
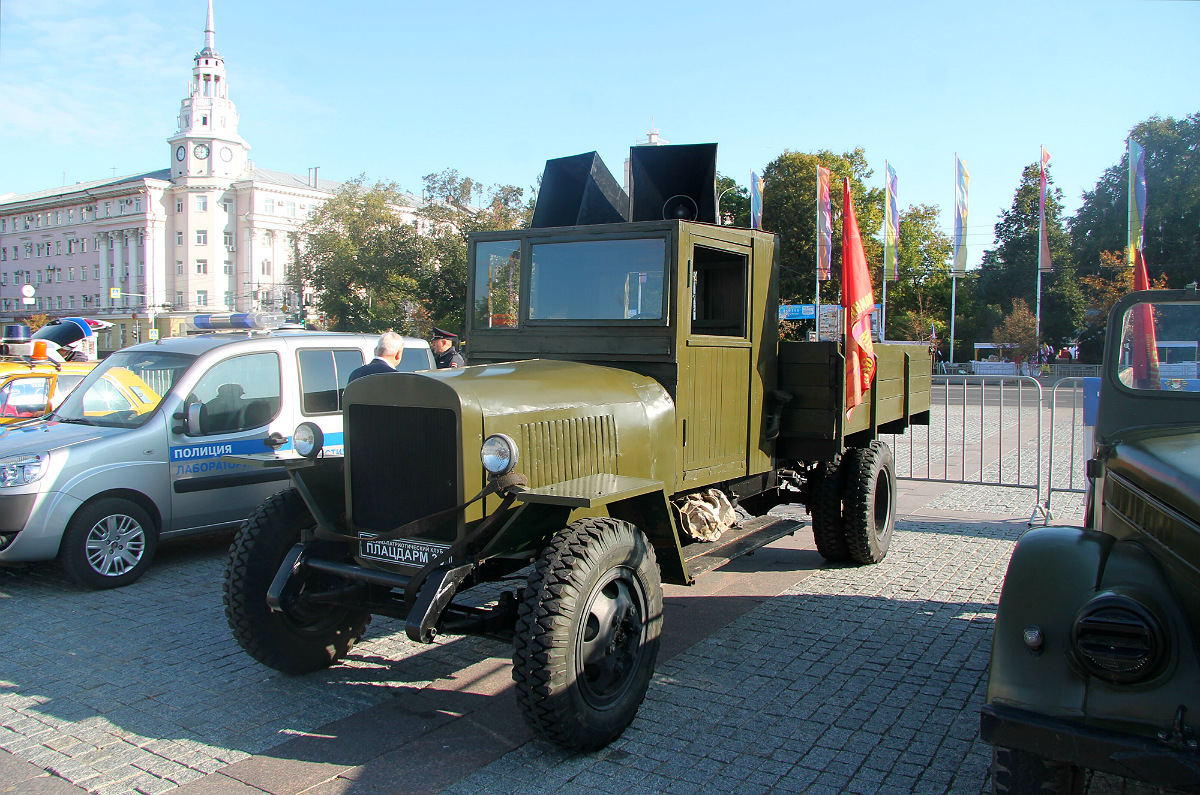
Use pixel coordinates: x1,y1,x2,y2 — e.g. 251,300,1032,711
987,525,1113,715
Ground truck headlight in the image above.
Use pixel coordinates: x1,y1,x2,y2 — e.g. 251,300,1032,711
293,422,324,459
0,453,49,487
1073,594,1166,684
481,433,518,476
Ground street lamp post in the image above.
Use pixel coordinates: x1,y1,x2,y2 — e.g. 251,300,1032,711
716,186,739,226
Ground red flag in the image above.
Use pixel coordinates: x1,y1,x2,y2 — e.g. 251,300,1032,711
841,178,876,419
1131,248,1160,388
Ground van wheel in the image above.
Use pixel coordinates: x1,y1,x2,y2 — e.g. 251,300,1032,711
513,517,662,751
60,498,157,589
810,456,851,562
991,746,1083,795
224,489,369,674
843,441,896,564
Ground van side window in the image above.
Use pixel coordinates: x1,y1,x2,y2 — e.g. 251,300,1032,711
298,349,365,415
191,352,281,434
399,346,433,372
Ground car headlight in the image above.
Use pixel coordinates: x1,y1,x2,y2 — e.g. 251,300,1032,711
480,433,518,476
0,453,49,487
293,422,324,459
1073,593,1166,684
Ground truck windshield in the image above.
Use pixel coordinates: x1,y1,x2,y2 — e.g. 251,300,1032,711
1116,300,1200,392
53,350,196,428
529,238,667,321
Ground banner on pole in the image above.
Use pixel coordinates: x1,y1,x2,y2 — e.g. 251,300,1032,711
816,166,832,281
840,178,877,419
750,171,764,230
953,156,969,275
883,162,899,280
1039,146,1053,273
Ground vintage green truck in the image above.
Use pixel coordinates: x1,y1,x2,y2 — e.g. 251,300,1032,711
982,286,1200,793
222,145,931,750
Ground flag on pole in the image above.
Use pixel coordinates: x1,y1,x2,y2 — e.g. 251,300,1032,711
1127,139,1147,267
750,171,764,230
883,162,899,280
841,178,876,419
816,166,832,280
953,156,969,274
1038,146,1053,273
1131,249,1161,388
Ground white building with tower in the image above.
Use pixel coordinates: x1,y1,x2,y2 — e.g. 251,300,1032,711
0,1,418,352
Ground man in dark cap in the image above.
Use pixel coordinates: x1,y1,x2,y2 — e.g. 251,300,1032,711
431,327,465,369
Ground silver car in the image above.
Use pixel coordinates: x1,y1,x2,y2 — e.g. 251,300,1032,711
0,327,433,589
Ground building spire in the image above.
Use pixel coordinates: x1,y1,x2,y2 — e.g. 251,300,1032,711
204,0,216,55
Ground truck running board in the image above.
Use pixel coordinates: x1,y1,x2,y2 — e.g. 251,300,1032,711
682,515,802,578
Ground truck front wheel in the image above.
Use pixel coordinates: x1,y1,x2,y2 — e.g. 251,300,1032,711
991,746,1083,795
513,517,662,751
843,441,896,564
223,489,369,674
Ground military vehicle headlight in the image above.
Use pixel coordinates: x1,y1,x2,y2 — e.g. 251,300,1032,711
293,422,324,459
481,433,518,476
0,453,49,487
1073,594,1166,684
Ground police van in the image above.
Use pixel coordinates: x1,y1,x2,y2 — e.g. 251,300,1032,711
0,314,434,589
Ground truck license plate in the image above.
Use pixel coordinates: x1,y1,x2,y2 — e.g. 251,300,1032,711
358,535,449,567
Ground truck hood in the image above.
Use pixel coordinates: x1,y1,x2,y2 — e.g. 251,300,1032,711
1106,427,1200,526
0,418,117,453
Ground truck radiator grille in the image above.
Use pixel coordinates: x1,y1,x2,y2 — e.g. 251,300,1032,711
518,414,617,487
348,404,459,541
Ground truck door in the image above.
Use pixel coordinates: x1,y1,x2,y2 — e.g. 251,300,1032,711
169,350,289,531
678,233,753,485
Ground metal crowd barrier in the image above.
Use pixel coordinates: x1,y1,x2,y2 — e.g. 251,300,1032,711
1043,377,1093,522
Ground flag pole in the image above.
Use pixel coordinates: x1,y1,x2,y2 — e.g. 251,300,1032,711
881,160,888,342
814,165,821,340
1036,146,1044,345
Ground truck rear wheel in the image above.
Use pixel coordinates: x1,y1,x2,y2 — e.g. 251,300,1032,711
810,456,851,562
224,489,369,674
843,441,896,564
513,517,662,751
991,746,1083,795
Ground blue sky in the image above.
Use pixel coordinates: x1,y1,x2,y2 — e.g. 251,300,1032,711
1,0,1197,267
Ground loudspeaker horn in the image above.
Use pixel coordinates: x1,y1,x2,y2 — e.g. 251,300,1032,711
628,143,718,224
530,152,629,228
662,194,699,221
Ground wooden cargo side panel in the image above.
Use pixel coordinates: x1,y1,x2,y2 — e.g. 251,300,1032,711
777,341,840,459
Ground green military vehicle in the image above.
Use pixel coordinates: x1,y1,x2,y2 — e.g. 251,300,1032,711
982,286,1200,793
223,145,931,750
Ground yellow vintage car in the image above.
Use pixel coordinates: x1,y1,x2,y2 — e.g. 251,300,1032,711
0,361,96,423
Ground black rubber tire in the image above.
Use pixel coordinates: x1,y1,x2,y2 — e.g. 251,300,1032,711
512,517,663,751
60,498,158,589
843,441,897,565
223,489,369,674
991,746,1084,795
810,456,851,562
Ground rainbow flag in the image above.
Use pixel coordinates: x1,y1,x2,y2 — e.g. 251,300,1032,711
1127,139,1147,267
817,166,832,280
953,157,969,274
883,162,899,280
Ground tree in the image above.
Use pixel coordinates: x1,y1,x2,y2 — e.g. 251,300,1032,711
290,177,427,334
716,173,750,228
992,298,1039,364
1073,250,1171,360
976,162,1081,347
760,149,882,307
1071,113,1200,287
884,204,952,342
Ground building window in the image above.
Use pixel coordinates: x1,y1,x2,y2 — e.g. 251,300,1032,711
261,260,272,276
224,291,234,309
104,202,111,217
176,231,183,245
68,268,74,282
220,199,233,212
68,209,75,223
55,296,62,310
81,239,88,253
69,295,76,310
196,259,208,274
92,264,99,279
196,230,207,245
223,231,234,247
176,200,184,213
175,291,184,307
264,197,275,214
135,198,141,212
196,196,208,211
286,201,296,217
196,290,208,307
223,261,233,275
176,260,184,274
55,241,62,255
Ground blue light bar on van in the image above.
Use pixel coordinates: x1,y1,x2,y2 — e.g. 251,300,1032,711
186,312,284,332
